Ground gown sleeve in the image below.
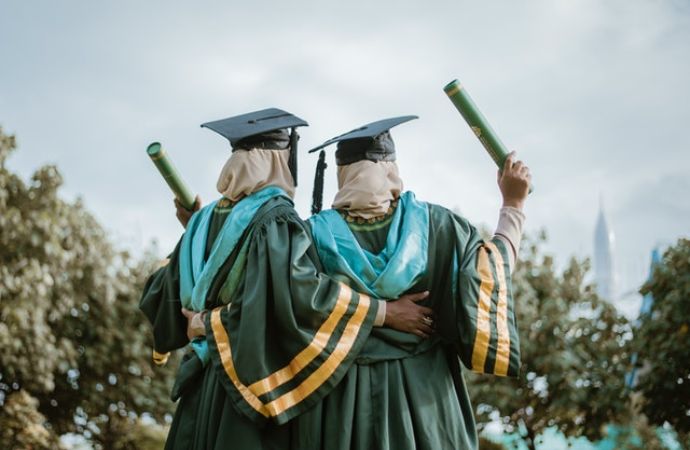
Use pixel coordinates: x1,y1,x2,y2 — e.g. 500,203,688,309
139,240,188,364
434,206,521,378
204,207,380,425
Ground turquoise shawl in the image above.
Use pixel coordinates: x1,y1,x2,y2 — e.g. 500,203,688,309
308,191,429,300
178,186,290,364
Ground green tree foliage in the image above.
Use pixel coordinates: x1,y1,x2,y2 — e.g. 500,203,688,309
633,238,690,448
0,390,63,449
468,234,634,450
0,127,177,449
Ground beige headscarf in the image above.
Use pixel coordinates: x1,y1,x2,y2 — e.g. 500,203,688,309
332,160,403,219
216,148,295,201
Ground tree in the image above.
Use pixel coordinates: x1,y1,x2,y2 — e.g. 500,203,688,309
0,389,62,449
632,238,690,449
467,234,635,450
0,126,177,449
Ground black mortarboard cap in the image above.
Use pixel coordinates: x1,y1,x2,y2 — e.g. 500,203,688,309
201,108,308,147
308,115,417,214
308,115,418,165
201,108,308,185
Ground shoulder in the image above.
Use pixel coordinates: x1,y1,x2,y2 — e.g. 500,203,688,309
426,201,452,219
413,198,465,226
187,200,218,226
251,195,305,231
421,201,477,242
307,209,340,226
399,191,455,223
305,209,345,241
247,196,319,262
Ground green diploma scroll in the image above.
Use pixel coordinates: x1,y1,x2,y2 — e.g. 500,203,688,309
444,79,532,192
146,142,196,210
443,79,510,167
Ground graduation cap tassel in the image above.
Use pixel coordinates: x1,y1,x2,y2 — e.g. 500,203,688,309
311,150,327,215
288,128,299,186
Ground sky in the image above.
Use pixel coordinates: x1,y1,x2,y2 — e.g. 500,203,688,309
1,0,689,317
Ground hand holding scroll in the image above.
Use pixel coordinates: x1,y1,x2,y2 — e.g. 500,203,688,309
498,152,531,210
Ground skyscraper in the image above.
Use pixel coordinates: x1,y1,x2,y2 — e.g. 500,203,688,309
594,201,616,300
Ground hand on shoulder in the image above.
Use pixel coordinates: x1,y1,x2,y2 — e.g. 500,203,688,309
384,291,434,338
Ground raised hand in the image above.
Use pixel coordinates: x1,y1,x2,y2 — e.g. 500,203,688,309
175,195,202,228
498,151,531,210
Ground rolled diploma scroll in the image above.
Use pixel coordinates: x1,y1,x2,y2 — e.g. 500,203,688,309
146,142,196,210
443,79,533,192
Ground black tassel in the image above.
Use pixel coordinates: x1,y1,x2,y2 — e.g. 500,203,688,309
288,128,299,186
311,150,327,215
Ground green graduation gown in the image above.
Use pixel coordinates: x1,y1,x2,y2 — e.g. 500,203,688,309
293,200,521,450
140,195,380,449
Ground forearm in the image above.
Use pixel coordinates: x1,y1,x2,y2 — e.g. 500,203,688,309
191,301,387,331
493,206,525,270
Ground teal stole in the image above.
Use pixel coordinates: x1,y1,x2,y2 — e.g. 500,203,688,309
179,186,290,364
309,191,430,299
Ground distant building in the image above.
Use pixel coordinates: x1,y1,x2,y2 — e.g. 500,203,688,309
594,201,616,300
625,247,661,389
638,248,661,316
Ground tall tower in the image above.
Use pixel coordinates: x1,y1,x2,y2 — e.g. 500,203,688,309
594,200,616,300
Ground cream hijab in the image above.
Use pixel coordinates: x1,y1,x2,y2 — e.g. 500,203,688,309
216,148,295,201
332,160,403,219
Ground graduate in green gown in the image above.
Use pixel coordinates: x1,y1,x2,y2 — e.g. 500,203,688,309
139,109,430,450
299,116,532,450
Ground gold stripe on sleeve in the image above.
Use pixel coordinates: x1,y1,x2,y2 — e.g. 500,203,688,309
264,292,371,416
486,242,510,376
210,307,270,417
471,247,494,373
209,285,372,418
248,284,353,396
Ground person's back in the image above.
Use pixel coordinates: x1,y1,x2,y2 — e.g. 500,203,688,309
141,108,314,449
140,110,432,450
299,116,531,449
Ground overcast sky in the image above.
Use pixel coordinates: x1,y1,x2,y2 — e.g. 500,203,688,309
2,0,689,316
